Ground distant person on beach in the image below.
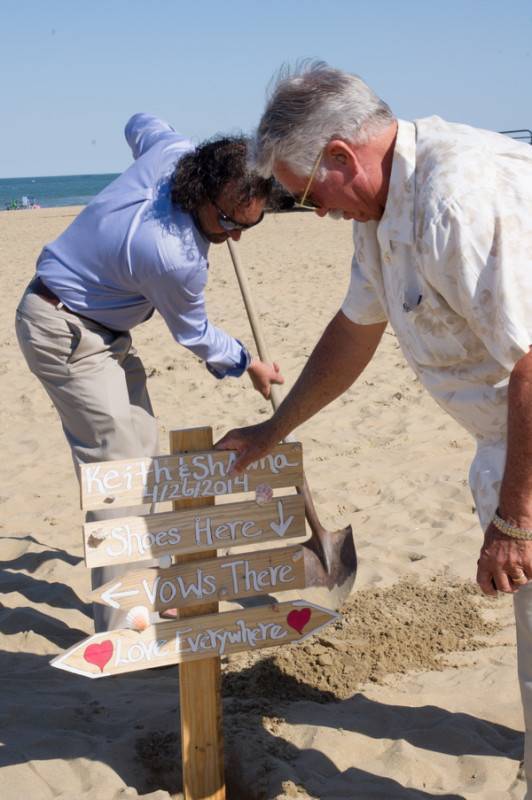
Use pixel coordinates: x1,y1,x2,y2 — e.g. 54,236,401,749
15,113,283,632
216,62,532,791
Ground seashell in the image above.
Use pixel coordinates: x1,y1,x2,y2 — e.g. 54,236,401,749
126,605,151,631
255,483,273,505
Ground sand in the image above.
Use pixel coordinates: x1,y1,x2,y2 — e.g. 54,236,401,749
0,206,526,799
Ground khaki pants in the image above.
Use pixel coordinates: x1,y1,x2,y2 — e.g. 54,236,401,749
516,585,532,798
15,282,160,632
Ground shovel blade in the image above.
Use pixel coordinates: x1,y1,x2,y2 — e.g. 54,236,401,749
301,525,357,610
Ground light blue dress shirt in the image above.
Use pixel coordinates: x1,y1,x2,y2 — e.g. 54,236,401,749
36,113,249,377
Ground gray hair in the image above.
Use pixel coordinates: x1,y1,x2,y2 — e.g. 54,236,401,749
253,60,395,178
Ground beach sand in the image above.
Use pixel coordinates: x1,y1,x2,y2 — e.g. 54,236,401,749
0,207,525,798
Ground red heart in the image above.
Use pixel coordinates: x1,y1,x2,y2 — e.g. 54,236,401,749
84,640,114,673
287,607,312,634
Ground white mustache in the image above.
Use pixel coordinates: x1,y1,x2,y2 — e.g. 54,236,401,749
327,209,344,220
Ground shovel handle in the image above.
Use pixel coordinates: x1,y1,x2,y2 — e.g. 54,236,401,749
226,240,283,407
227,240,326,539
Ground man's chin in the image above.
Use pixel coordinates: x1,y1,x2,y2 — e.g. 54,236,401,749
206,233,230,244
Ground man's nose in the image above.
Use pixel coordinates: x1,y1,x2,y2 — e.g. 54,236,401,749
315,207,328,218
229,230,242,241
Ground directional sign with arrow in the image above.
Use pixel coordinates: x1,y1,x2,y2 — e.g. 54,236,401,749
83,494,305,568
92,545,307,612
51,601,341,678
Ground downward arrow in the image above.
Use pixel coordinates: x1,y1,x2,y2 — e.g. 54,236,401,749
270,500,294,537
100,582,140,609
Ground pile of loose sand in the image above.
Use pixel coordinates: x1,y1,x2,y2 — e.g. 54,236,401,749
223,578,499,705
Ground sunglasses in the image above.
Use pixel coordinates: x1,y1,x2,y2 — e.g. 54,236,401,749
212,200,264,232
295,148,324,210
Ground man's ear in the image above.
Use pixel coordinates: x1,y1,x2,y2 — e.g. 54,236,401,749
324,139,358,175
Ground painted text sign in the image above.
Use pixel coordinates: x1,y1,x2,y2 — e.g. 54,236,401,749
80,444,302,511
51,601,340,678
92,545,306,612
83,495,305,568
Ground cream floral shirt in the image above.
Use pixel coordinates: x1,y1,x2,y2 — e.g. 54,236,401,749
341,117,532,528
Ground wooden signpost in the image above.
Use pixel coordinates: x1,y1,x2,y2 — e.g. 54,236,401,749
52,427,340,799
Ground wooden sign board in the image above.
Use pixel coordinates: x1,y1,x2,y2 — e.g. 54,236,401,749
80,443,302,511
83,494,305,568
92,545,306,613
51,601,340,679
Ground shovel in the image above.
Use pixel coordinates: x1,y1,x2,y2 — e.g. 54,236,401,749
226,239,357,610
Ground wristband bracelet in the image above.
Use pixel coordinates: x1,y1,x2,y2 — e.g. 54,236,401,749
492,509,532,540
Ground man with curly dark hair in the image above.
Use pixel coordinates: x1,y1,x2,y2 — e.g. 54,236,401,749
15,112,283,631
170,136,273,237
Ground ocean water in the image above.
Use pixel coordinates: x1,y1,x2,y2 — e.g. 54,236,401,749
0,173,120,210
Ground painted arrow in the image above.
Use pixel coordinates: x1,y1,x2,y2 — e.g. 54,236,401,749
51,600,341,679
100,582,140,609
269,500,295,537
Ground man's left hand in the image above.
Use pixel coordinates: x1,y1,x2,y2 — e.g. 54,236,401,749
477,524,532,596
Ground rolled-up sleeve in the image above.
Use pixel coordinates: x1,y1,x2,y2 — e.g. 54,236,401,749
141,265,250,378
341,222,388,325
341,254,388,325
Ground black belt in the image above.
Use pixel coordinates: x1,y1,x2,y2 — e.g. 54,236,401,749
31,276,67,307
29,276,111,329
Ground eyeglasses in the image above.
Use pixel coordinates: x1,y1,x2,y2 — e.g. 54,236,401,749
212,200,264,232
295,148,324,210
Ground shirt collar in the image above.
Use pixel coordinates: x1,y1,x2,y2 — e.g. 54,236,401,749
377,119,416,249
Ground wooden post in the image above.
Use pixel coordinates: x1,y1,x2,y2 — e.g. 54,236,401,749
60,432,339,796
170,427,225,800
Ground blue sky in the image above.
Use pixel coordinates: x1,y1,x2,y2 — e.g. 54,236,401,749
2,0,531,178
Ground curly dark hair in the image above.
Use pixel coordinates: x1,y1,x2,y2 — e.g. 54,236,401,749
170,135,273,212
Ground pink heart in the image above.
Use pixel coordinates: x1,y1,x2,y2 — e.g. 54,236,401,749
287,608,312,634
84,640,114,673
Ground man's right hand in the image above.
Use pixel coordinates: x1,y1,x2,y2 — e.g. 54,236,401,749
215,420,280,473
246,357,284,399
477,522,532,596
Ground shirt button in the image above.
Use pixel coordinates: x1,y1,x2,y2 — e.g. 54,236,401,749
383,251,392,264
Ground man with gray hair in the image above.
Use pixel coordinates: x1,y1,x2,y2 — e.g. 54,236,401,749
217,61,532,792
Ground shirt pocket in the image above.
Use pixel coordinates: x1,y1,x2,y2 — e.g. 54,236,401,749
399,296,469,368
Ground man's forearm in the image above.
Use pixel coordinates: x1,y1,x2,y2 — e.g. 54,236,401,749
270,311,386,439
499,348,532,526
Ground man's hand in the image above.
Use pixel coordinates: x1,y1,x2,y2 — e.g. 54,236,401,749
476,523,532,596
247,358,284,399
477,348,532,596
215,420,280,473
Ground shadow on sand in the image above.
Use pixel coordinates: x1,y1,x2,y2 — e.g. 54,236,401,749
0,647,523,799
